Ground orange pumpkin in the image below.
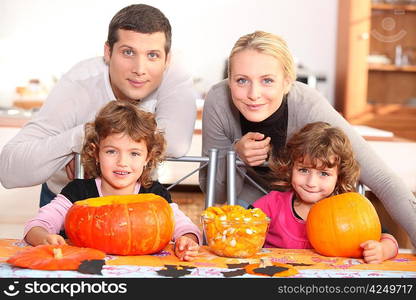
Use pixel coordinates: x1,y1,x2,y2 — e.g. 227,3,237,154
306,192,381,258
7,244,106,270
64,193,174,255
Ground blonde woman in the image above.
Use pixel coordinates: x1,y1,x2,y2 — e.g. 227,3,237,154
199,31,416,248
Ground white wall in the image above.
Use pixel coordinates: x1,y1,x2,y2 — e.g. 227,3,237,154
0,0,338,106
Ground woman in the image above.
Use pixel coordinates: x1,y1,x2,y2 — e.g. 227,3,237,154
199,31,416,247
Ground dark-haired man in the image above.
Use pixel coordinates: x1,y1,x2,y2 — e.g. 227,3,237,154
0,4,197,206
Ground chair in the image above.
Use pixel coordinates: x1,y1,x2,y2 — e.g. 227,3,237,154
73,149,219,208
226,150,367,205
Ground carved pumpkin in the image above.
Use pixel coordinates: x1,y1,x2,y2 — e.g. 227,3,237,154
306,192,381,258
64,193,174,255
7,245,106,270
201,205,269,258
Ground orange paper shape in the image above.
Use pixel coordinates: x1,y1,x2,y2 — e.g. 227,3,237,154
7,244,106,270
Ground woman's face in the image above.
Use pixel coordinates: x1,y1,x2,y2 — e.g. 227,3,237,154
229,49,291,122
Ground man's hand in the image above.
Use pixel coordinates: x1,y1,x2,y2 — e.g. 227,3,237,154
234,132,271,166
65,157,75,181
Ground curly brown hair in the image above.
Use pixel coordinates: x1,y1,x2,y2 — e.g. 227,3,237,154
81,100,165,188
269,122,360,195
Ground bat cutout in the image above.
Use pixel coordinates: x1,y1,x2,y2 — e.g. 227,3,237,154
78,259,105,275
156,265,195,278
221,269,247,277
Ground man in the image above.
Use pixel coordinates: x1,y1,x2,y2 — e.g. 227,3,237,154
0,4,197,206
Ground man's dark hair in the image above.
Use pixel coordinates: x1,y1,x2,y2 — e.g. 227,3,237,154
107,4,172,55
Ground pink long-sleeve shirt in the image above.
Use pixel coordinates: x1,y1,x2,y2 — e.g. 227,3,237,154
24,178,202,245
252,190,312,249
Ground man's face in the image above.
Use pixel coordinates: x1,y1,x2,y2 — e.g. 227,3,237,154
104,29,170,102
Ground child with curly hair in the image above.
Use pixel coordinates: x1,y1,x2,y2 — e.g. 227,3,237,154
251,122,398,263
24,100,201,261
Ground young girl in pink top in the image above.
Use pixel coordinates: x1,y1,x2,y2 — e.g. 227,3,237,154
252,122,398,263
24,100,201,261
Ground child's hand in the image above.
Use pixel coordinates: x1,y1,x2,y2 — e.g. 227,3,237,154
44,234,67,246
174,235,199,261
360,240,383,264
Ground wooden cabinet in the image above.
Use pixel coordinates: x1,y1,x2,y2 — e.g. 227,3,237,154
336,0,416,121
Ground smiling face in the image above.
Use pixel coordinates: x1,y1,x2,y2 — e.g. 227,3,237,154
291,156,338,205
98,133,149,195
228,49,291,122
104,29,170,102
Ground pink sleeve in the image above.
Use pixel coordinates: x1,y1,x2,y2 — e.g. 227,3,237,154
252,192,273,217
170,203,203,245
23,194,73,240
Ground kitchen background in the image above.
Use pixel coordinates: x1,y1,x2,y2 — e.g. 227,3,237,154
0,0,335,240
1,0,415,249
0,0,336,106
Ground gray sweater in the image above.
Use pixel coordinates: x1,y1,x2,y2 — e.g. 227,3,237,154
0,54,197,194
200,79,416,247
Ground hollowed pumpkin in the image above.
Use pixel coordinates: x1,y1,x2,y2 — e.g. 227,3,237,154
306,192,381,258
7,245,106,270
64,193,174,255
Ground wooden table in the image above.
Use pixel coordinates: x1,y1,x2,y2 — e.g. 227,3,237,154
1,239,415,278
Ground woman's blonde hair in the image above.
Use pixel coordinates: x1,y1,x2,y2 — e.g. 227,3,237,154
81,100,165,188
269,122,360,195
228,31,296,91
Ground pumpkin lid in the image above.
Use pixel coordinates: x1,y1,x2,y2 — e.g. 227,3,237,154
74,193,167,207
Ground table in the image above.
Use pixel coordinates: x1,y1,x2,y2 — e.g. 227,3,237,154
1,239,415,278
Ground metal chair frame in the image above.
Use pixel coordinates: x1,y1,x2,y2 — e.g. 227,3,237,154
226,150,367,205
74,148,219,209
75,148,366,209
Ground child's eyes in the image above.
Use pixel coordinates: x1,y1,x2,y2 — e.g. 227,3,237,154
106,150,116,155
262,78,274,84
131,152,141,157
298,168,309,173
320,171,330,176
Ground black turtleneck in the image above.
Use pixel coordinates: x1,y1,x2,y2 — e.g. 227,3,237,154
239,96,288,189
240,95,288,161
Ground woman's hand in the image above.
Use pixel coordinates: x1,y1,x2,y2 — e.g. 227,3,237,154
174,234,199,261
234,132,271,166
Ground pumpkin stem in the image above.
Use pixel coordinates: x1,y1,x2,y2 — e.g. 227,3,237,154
53,248,63,259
